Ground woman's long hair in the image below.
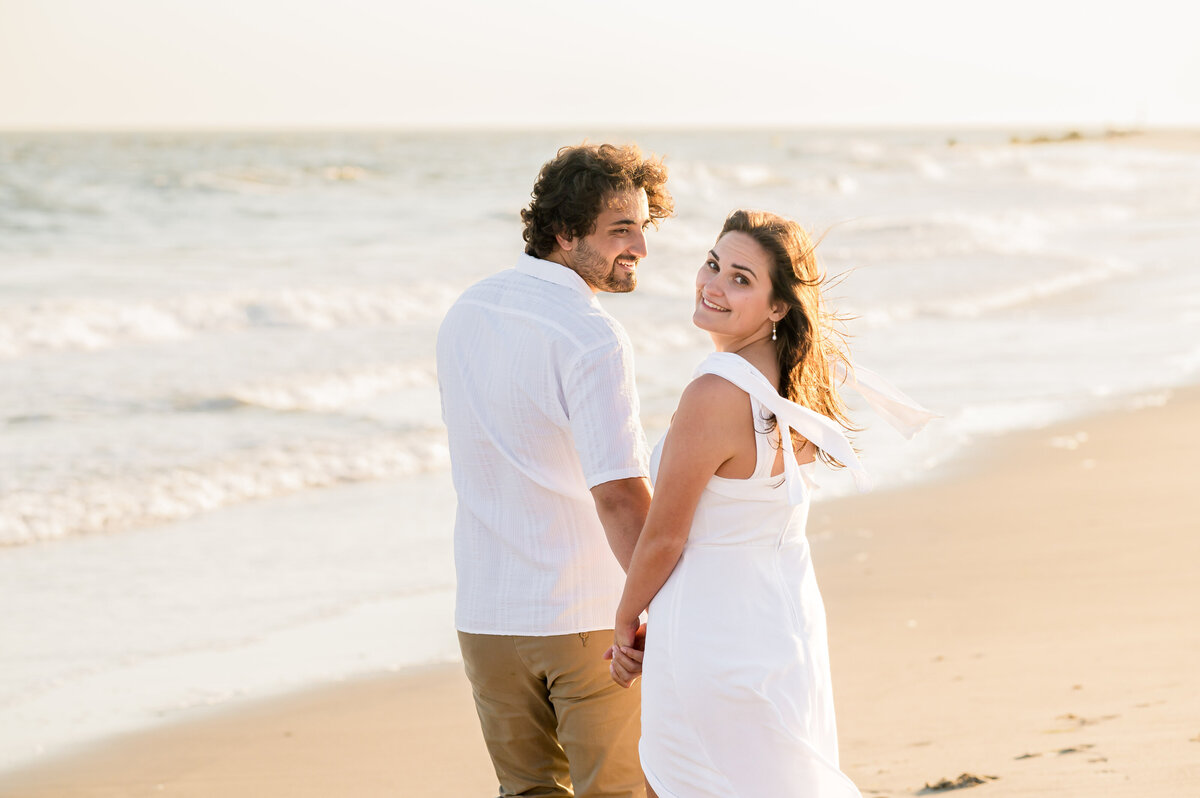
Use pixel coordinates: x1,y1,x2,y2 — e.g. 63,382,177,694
719,209,857,467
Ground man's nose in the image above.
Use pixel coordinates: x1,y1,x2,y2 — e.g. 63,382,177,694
628,229,648,258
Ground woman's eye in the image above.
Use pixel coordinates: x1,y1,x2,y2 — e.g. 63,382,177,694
705,260,718,270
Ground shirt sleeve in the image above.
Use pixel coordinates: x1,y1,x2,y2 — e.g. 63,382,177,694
563,335,650,489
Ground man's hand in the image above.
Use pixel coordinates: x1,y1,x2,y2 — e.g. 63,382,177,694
604,622,647,688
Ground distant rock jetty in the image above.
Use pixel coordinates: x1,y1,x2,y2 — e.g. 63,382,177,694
944,129,1142,148
1008,129,1140,145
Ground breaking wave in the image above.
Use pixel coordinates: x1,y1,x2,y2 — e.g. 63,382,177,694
0,284,459,358
0,429,450,546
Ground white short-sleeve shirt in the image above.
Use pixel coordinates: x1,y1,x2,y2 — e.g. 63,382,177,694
436,253,649,636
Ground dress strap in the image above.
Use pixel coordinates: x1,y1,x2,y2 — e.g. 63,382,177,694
694,352,935,504
748,396,780,480
696,353,864,504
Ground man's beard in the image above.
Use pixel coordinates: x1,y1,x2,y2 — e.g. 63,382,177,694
573,239,636,293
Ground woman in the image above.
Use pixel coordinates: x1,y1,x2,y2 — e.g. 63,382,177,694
609,210,933,797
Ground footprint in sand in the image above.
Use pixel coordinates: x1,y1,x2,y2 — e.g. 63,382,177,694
1045,711,1119,734
917,773,998,793
1057,744,1095,755
1056,712,1119,727
1016,742,1102,760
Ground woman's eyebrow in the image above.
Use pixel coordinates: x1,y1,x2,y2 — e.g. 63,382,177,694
709,250,756,277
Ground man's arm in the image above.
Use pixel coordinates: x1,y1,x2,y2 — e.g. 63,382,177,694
590,476,651,572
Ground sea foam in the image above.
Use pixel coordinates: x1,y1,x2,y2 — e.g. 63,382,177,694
0,284,459,358
0,429,449,545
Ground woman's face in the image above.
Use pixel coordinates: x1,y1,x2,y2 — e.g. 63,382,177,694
693,231,785,345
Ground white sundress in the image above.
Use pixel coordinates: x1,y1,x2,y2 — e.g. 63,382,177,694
639,352,933,798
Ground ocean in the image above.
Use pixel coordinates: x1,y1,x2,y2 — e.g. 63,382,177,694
2,128,1198,770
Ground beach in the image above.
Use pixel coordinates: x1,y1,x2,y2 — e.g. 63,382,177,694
6,0,1200,786
3,384,1196,797
3,125,1199,790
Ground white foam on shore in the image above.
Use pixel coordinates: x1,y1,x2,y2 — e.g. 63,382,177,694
0,283,460,358
0,429,449,545
920,256,1137,319
225,363,438,412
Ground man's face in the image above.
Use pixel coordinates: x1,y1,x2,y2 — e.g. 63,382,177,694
561,189,651,293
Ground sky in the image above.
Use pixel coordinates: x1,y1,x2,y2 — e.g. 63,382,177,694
1,0,1197,130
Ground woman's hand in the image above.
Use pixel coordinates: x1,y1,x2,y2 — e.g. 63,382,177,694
605,618,646,688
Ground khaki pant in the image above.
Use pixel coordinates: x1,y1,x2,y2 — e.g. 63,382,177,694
458,631,645,798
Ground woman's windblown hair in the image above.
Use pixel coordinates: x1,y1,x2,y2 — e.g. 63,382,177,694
719,209,858,468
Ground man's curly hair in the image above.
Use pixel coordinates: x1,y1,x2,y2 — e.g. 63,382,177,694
521,143,674,258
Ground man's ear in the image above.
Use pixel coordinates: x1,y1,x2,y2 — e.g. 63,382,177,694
555,231,575,252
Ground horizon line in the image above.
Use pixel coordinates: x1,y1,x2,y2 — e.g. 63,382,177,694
2,122,1193,135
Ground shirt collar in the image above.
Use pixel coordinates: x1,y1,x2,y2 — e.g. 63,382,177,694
515,253,596,300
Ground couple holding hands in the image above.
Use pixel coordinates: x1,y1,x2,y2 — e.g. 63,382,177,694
436,143,932,797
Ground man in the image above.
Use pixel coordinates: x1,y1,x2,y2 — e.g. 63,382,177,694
436,143,673,797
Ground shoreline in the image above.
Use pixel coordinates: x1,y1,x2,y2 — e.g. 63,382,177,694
3,387,1198,795
0,379,1182,778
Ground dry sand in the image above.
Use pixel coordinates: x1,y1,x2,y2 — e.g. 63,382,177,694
2,389,1198,797
815,388,1200,796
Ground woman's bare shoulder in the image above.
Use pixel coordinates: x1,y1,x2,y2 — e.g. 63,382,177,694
659,374,752,473
672,374,750,433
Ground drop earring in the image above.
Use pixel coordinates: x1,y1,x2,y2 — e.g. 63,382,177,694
771,321,777,341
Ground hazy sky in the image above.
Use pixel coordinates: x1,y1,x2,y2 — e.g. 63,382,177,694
1,0,1197,129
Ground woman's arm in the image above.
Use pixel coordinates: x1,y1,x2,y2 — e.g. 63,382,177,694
611,374,749,667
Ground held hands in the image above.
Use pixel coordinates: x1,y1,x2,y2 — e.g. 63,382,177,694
604,619,647,688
